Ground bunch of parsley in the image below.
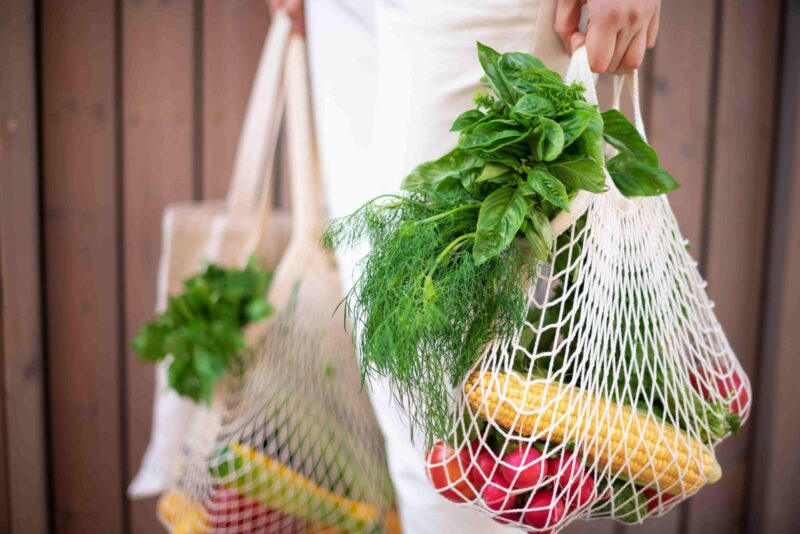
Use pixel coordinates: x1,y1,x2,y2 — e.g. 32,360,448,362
132,258,273,403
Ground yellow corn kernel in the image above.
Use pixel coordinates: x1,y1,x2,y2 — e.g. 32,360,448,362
464,371,721,496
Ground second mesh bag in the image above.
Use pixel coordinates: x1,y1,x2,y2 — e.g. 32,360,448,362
428,47,751,532
157,23,398,534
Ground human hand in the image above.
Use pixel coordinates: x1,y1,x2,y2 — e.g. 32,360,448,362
554,0,661,73
267,0,305,35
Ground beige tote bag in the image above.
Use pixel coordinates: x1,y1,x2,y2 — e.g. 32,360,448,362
129,13,293,498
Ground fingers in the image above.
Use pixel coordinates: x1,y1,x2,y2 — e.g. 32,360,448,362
585,12,618,73
617,30,647,73
608,29,634,73
646,3,661,48
570,31,587,54
554,0,585,52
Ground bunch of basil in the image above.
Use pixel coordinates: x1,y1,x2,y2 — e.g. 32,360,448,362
403,42,677,265
323,43,677,442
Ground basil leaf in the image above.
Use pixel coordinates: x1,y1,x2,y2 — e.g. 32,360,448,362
607,152,680,196
522,210,553,261
473,186,527,265
526,168,570,211
548,155,606,193
402,148,481,193
557,106,593,148
477,42,516,105
511,94,557,125
450,109,485,132
499,52,545,74
601,109,658,166
575,108,604,164
460,119,528,152
529,117,565,162
477,162,513,183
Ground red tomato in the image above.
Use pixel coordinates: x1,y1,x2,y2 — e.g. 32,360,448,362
501,447,547,490
522,490,565,529
425,441,477,502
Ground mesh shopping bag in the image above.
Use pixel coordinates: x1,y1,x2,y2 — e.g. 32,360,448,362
129,14,293,498
157,32,398,534
424,47,752,531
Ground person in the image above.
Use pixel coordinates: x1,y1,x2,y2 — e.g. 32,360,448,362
268,1,661,532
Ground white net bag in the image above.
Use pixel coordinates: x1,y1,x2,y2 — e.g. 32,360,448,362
423,47,751,532
157,31,398,534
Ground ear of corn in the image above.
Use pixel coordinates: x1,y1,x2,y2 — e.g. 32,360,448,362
464,371,721,496
210,443,382,531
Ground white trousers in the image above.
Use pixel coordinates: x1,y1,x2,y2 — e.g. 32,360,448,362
307,2,567,532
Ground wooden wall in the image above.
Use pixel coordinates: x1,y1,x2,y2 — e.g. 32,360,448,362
0,1,797,533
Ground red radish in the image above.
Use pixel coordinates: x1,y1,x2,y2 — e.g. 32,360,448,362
690,366,750,418
482,474,515,512
501,447,547,489
492,510,522,526
563,474,597,511
425,441,476,502
522,490,565,529
546,450,585,489
643,488,677,513
469,449,497,489
207,487,301,530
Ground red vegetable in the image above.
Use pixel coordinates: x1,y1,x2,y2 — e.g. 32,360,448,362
469,449,497,489
563,475,597,511
546,450,585,489
643,488,677,513
501,447,547,489
207,487,302,531
690,365,750,418
522,490,565,529
426,441,476,502
482,474,516,512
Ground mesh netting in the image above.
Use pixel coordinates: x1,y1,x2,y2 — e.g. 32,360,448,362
158,266,398,533
423,50,751,532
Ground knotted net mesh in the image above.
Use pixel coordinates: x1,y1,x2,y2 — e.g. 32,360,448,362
427,187,751,531
157,268,398,533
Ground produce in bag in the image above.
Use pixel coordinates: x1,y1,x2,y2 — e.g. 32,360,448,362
324,43,750,532
156,31,398,534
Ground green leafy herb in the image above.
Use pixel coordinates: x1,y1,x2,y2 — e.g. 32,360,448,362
132,258,273,403
324,42,680,443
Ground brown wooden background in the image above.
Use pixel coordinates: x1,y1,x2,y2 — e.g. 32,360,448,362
0,0,798,533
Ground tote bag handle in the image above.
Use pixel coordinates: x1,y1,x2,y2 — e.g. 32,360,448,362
550,46,642,236
226,11,292,214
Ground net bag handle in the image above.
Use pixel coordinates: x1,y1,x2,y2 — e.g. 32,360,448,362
550,46,642,237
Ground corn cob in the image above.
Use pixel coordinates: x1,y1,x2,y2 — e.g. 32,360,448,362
464,370,721,496
210,443,383,531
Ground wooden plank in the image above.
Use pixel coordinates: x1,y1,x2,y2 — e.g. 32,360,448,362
40,1,125,532
745,2,800,532
0,0,50,532
647,0,717,256
202,0,270,199
121,1,195,532
685,0,782,533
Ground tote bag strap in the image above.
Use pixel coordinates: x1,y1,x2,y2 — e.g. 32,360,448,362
551,46,641,236
226,11,292,214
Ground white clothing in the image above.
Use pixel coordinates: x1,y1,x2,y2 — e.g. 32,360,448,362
306,1,568,532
